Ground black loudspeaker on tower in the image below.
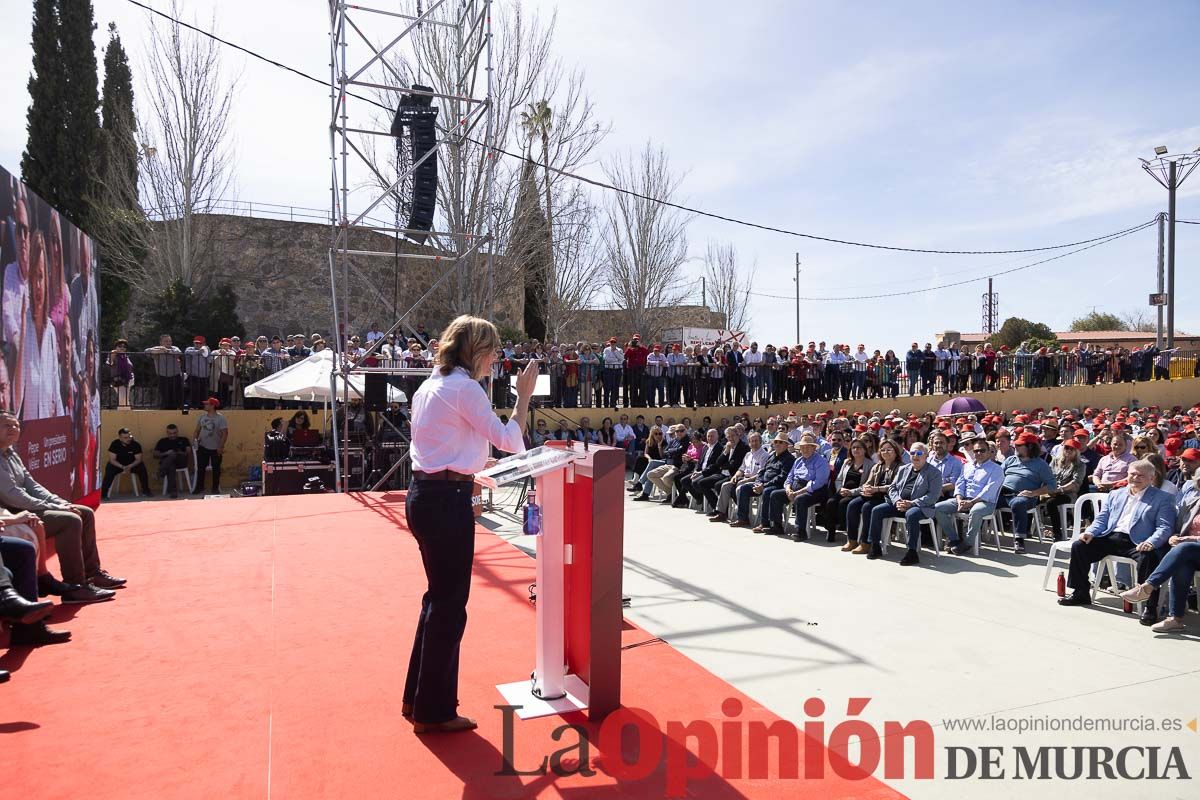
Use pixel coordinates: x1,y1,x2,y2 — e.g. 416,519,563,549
364,373,389,412
390,84,439,245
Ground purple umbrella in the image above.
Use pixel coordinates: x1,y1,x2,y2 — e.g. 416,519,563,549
938,396,987,416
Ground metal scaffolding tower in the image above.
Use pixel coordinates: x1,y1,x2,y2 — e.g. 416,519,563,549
328,0,496,491
981,277,998,335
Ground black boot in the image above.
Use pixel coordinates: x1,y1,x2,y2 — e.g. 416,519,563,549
1140,591,1160,626
0,587,53,625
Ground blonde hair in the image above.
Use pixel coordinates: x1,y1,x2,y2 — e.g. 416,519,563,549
435,315,500,380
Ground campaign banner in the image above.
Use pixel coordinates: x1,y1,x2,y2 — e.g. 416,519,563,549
0,164,101,506
661,327,746,351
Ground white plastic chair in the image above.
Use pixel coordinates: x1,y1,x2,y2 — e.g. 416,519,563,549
1092,556,1169,616
997,503,1047,543
783,506,817,539
880,514,940,556
106,472,141,499
1042,493,1105,590
955,511,1002,555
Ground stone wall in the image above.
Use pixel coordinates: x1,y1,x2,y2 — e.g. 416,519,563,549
163,214,524,341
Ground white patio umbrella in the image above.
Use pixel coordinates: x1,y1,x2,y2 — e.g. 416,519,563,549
242,349,407,403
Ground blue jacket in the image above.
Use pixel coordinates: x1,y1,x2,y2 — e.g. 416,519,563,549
1085,485,1176,548
887,462,944,517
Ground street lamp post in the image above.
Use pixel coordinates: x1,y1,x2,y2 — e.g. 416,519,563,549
1140,147,1200,349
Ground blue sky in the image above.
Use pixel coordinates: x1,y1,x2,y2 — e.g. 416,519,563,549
2,0,1197,349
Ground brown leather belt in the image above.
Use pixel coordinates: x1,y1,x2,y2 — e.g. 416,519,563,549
413,469,475,483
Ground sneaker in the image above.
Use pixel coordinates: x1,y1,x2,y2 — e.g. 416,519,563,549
61,585,116,604
1150,617,1187,633
953,542,973,556
1013,539,1027,554
1120,584,1154,604
88,570,127,589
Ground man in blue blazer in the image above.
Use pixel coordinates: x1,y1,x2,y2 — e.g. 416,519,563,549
1058,459,1176,625
866,442,945,565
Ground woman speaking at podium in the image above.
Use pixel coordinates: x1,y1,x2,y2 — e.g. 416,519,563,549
404,315,536,733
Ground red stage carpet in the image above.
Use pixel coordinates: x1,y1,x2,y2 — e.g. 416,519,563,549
1,494,903,800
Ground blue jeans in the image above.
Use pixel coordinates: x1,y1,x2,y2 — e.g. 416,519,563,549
845,494,886,542
1147,541,1200,617
935,498,996,547
761,488,789,528
999,493,1039,538
735,482,761,523
867,502,928,550
637,459,665,496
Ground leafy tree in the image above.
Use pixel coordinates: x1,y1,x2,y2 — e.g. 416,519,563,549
55,0,101,228
992,317,1057,350
21,0,65,211
95,22,137,343
1069,311,1125,332
143,280,243,348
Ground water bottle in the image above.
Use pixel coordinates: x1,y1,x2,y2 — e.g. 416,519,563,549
1056,571,1066,598
523,489,543,536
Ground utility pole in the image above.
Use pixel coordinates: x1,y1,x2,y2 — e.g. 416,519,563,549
700,276,706,308
1140,147,1199,349
793,253,800,342
1156,211,1165,348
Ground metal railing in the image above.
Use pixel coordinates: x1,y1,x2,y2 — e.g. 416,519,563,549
102,350,1200,410
143,199,398,230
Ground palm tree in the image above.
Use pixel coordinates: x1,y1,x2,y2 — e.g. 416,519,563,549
520,100,554,325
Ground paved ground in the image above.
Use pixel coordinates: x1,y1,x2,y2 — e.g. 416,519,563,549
483,483,1200,800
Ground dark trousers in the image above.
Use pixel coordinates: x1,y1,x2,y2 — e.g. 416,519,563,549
845,494,886,542
867,502,928,550
822,492,854,533
1067,532,1164,595
158,450,189,493
101,463,151,497
404,479,476,724
158,374,183,409
195,446,223,492
692,472,727,508
187,375,209,407
791,486,828,531
41,505,101,585
0,536,39,601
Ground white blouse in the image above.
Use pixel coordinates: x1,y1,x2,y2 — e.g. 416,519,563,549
410,367,525,474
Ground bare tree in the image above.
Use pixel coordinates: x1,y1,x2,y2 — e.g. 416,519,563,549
363,1,607,323
703,241,755,334
600,142,690,339
544,181,603,340
136,0,237,296
1120,309,1157,333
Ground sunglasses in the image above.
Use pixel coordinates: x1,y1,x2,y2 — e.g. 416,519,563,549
972,448,988,454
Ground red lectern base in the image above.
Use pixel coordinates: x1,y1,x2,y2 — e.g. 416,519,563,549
497,674,590,720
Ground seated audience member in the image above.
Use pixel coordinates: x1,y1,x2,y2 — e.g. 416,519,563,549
863,443,943,565
708,431,768,524
821,438,870,543
1121,477,1200,632
0,413,122,604
628,426,665,491
0,534,69,646
1044,439,1087,539
934,436,1004,555
848,439,904,553
1091,431,1135,492
691,427,744,512
101,427,151,498
636,425,688,502
153,424,193,498
996,432,1058,553
671,430,709,507
731,431,794,529
1058,459,1174,626
263,418,290,462
758,434,826,539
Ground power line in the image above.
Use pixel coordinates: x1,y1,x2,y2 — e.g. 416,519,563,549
746,218,1157,301
124,0,1157,258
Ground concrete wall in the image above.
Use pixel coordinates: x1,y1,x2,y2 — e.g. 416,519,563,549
102,378,1200,490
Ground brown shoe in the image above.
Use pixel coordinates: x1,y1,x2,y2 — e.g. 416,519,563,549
841,541,857,552
751,525,769,533
851,543,870,555
728,520,749,528
413,715,478,734
707,514,727,523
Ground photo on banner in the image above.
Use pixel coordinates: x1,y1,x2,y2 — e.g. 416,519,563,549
0,164,101,506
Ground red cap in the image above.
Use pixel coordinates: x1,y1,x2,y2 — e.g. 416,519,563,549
1015,431,1040,446
193,335,206,344
1061,438,1081,450
1181,448,1200,462
653,344,661,351
203,396,220,409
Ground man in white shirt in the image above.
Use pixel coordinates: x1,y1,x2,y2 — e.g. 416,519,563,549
601,337,624,407
613,414,636,454
741,342,763,404
708,432,769,523
644,344,669,407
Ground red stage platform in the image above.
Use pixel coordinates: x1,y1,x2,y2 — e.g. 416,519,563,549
0,493,903,799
